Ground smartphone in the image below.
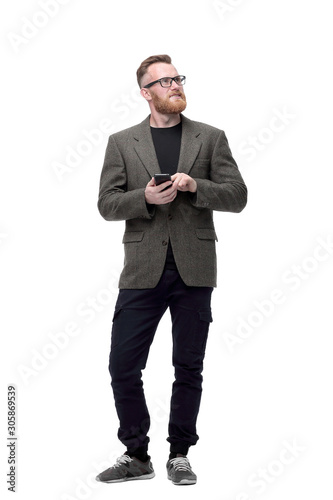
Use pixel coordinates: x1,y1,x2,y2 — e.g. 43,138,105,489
154,173,171,186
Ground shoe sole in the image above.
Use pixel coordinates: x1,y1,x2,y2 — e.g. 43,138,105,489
96,472,155,483
168,476,196,485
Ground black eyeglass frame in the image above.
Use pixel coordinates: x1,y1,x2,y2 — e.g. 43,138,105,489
143,75,186,89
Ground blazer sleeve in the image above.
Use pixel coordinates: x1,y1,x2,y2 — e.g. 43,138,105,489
97,135,154,221
190,131,247,213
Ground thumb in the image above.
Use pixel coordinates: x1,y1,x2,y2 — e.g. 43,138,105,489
147,177,156,187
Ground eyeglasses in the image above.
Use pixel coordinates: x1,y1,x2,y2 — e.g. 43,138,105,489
143,75,186,89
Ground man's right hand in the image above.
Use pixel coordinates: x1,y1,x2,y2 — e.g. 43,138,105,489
144,177,177,205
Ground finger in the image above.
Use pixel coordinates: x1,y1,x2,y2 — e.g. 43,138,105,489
171,176,181,190
147,177,156,187
157,181,173,193
161,187,176,201
161,190,173,201
169,188,178,200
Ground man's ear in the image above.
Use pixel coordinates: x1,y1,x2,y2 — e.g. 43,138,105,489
140,87,152,101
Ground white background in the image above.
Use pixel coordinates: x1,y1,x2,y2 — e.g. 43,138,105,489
1,1,332,499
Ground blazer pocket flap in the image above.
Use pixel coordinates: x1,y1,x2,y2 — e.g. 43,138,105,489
195,228,218,241
122,231,144,243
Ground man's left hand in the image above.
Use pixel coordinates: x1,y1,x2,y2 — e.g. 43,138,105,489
171,173,197,193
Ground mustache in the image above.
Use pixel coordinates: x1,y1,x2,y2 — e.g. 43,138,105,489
169,90,186,99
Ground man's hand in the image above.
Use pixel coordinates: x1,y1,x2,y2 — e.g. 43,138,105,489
145,177,178,205
171,173,197,193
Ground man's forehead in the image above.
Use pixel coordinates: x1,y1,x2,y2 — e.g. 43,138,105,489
148,62,178,80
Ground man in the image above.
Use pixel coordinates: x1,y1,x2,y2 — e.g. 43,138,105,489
96,54,247,485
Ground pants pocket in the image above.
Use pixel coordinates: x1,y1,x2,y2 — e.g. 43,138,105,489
110,308,123,350
191,309,213,353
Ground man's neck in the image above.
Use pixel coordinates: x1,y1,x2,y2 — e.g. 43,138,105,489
149,112,181,128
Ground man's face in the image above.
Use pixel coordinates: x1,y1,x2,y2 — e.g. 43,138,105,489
142,63,187,115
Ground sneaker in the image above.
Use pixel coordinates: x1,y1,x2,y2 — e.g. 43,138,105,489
96,454,155,483
166,454,197,485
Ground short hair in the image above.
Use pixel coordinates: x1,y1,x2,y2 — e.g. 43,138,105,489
136,54,172,88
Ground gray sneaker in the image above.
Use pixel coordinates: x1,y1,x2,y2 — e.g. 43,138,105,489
166,455,197,485
96,454,155,483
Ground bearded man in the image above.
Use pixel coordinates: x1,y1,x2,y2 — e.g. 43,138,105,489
96,54,247,486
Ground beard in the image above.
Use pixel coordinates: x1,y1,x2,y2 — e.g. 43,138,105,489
150,89,187,114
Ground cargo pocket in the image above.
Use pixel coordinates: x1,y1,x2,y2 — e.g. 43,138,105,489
110,308,123,350
191,309,213,353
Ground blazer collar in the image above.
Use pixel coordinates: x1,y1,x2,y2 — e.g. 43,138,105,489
133,114,202,178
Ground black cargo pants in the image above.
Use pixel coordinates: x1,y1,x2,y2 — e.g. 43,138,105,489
109,268,213,456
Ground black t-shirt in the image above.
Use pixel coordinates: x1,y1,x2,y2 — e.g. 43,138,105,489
150,121,182,270
150,121,182,175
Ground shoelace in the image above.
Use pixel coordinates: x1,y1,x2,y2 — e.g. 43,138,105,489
169,457,192,471
112,455,133,469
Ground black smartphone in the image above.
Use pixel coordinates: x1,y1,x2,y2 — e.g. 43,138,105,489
154,173,171,186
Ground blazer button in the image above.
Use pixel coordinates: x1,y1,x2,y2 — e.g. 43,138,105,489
168,214,173,220
162,240,168,246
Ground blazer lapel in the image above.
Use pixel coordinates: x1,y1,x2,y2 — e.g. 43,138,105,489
133,116,161,178
177,115,202,174
132,114,202,178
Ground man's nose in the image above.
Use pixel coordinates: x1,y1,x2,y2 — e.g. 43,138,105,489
170,79,181,90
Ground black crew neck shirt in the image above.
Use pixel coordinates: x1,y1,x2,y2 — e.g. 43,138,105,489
150,121,182,270
150,121,182,175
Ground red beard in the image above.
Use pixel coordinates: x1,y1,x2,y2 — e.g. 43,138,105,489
150,89,187,114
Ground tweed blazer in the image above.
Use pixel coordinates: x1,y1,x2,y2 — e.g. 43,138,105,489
98,114,247,289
